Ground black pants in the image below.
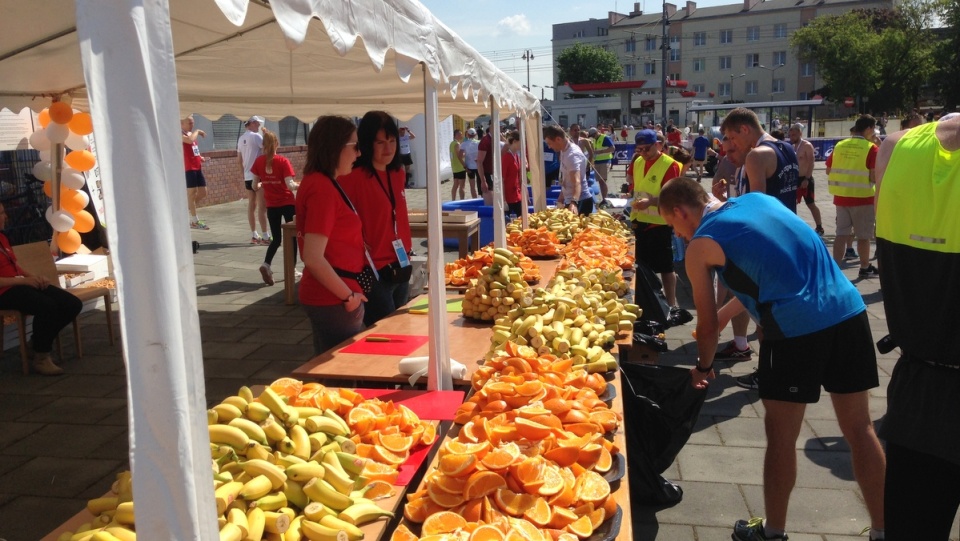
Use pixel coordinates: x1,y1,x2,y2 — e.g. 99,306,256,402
885,442,960,540
265,205,295,266
0,285,83,352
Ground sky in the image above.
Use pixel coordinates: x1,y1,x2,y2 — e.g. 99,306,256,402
421,0,734,100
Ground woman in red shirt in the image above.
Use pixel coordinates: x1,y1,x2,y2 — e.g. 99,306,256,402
251,129,299,286
500,130,524,218
341,111,413,326
296,116,368,354
0,205,82,375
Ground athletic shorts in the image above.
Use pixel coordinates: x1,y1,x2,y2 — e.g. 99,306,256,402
466,168,478,180
244,180,255,191
800,176,816,204
633,224,674,274
453,170,467,180
401,153,413,167
185,170,206,188
836,204,875,240
758,310,878,403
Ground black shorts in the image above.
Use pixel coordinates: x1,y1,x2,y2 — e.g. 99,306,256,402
244,180,254,191
634,224,674,274
577,198,594,216
466,168,477,180
800,176,816,204
453,170,467,180
401,153,413,166
758,310,878,403
185,170,206,188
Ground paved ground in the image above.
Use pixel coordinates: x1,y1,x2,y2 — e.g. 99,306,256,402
0,162,956,540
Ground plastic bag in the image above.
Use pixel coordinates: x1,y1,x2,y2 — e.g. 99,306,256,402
633,261,671,325
620,363,707,506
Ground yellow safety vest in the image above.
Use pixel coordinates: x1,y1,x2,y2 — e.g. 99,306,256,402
593,135,613,162
450,140,465,173
827,137,875,197
876,121,960,253
629,153,677,225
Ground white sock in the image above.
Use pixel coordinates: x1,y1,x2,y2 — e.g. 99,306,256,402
734,336,749,350
251,231,260,238
262,231,271,239
190,215,198,223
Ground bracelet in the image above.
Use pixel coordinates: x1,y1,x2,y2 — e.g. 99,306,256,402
342,292,353,303
695,362,713,373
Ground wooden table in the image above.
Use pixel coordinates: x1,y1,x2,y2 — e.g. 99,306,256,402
409,217,481,259
292,294,491,387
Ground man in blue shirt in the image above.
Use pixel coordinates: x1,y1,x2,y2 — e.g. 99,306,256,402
659,178,886,541
542,140,560,191
691,128,714,182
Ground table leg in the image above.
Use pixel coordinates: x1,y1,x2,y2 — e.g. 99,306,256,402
458,231,469,259
469,228,480,254
283,232,295,305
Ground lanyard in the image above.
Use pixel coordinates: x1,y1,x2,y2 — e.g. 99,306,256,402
325,175,379,278
372,169,399,238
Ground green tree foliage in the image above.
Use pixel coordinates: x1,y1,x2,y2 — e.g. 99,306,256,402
555,44,623,87
932,0,960,110
791,1,938,113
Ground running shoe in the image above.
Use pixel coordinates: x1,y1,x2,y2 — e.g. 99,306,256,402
294,270,303,279
251,235,262,245
736,370,760,390
732,517,788,540
815,225,824,236
844,247,858,260
190,221,209,230
259,263,274,286
858,264,879,278
715,341,753,362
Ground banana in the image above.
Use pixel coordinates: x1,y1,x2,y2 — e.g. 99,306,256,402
308,432,328,453
321,462,356,495
303,501,336,522
331,435,357,455
304,416,346,437
334,452,367,478
299,519,349,541
282,406,300,428
215,481,244,515
261,416,288,444
322,409,350,435
252,492,287,512
229,418,270,446
208,409,219,425
246,507,266,541
246,442,273,462
241,459,287,491
213,403,245,424
258,388,293,423
103,527,136,541
238,386,255,404
318,441,342,456
275,453,307,468
219,523,244,541
89,532,123,541
286,461,326,483
209,425,252,451
318,515,363,541
227,508,249,539
337,500,395,526
263,511,292,534
239,475,274,500
292,406,324,419
245,402,272,423
277,437,297,456
86,496,119,515
302,478,353,511
114,501,135,525
284,516,303,541
289,425,311,460
222,395,250,410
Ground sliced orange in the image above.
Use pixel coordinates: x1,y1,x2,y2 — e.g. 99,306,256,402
461,496,484,523
370,444,407,466
390,523,419,541
422,510,469,535
362,479,396,500
428,482,466,508
537,465,565,497
514,418,553,441
443,440,492,460
469,524,506,541
432,472,468,494
482,494,506,524
588,410,620,433
268,377,303,399
574,470,610,506
455,402,481,425
521,496,552,527
379,433,415,455
593,447,613,474
588,507,606,530
403,495,443,523
547,468,578,508
481,442,521,471
438,452,479,478
547,506,579,529
492,488,537,517
463,470,509,500
421,423,438,446
543,445,579,468
566,515,594,538
507,518,545,541
575,443,603,471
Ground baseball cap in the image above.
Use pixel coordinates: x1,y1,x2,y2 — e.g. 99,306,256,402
635,129,658,145
466,128,477,136
245,115,264,126
588,128,598,137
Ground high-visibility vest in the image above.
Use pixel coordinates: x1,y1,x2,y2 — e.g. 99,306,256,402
629,153,677,225
877,121,960,253
449,140,465,173
827,137,875,197
593,135,613,162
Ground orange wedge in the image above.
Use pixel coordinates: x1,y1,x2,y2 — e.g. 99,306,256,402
463,470,509,500
421,510,468,536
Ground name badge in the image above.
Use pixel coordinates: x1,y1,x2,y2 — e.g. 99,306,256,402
393,239,410,268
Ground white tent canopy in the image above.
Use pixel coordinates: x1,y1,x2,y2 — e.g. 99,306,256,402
1,0,542,537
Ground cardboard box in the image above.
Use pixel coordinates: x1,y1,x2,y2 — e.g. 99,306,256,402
59,271,95,288
56,254,110,280
408,210,478,223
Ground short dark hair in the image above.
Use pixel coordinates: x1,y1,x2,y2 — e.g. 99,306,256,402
770,129,785,141
303,116,356,179
852,114,877,134
543,125,567,141
659,177,710,214
506,130,521,144
665,145,692,165
720,107,762,134
354,111,402,174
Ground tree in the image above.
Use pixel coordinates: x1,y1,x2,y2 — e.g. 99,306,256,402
791,1,939,113
555,43,623,87
932,0,960,110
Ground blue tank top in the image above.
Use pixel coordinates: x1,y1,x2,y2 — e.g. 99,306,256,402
759,140,800,213
695,193,864,339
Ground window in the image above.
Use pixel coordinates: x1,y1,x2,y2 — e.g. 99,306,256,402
692,83,705,93
772,78,785,94
798,91,809,100
644,62,657,75
747,26,760,41
774,23,788,39
670,36,681,61
746,53,760,68
669,73,681,81
625,38,636,53
645,37,657,51
719,82,731,97
597,27,608,37
719,56,731,70
278,117,307,146
624,64,636,78
801,62,815,77
720,29,733,44
694,32,706,46
745,80,758,96
573,30,583,38
693,58,705,72
213,115,243,150
773,51,787,66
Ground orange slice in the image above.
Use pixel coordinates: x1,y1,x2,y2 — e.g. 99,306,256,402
421,510,469,535
439,452,479,478
514,418,553,441
521,496,552,527
566,515,594,538
481,442,521,471
469,524,506,541
492,488,537,517
268,377,303,399
537,465,565,497
428,482,466,508
443,440,492,459
574,470,610,506
463,470,509,501
390,523,419,541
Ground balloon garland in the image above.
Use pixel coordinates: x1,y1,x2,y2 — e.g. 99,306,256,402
28,103,97,254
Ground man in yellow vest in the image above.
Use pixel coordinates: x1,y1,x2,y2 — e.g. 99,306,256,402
589,127,615,202
629,129,684,317
874,113,960,540
827,115,879,278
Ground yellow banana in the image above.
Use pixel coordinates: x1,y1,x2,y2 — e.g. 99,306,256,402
226,508,249,539
245,402,272,423
302,501,335,522
208,409,219,425
103,527,136,541
238,386,255,404
261,416,287,444
258,388,292,423
278,507,296,523
218,523,244,541
221,395,250,410
283,480,309,510
334,452,367,477
215,481,244,515
321,410,350,435
245,507,266,541
289,425,311,460
89,532,123,541
298,519,349,541
274,453,306,468
209,424,252,451
213,403,244,423
277,437,297,456
263,511,292,534
303,416,346,437
245,442,273,462
239,475,274,500
318,515,363,541
229,418,269,446
337,500,395,526
285,461,326,483
308,432,328,453
114,501,135,525
292,406,323,419
321,463,355,496
284,516,303,541
86,496,119,515
331,436,357,455
240,459,287,491
302,478,353,511
252,491,287,512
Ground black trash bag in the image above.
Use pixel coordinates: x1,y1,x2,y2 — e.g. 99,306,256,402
620,363,707,506
633,261,671,326
632,333,668,352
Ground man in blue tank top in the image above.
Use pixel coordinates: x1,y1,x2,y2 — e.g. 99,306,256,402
659,178,886,541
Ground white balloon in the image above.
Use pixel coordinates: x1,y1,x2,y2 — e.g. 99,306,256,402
73,189,90,209
45,205,54,222
46,122,70,144
32,161,53,182
29,129,51,151
38,150,51,161
61,168,86,190
65,132,89,151
48,209,76,233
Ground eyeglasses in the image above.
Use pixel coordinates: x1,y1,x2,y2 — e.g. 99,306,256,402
636,145,652,153
344,141,360,153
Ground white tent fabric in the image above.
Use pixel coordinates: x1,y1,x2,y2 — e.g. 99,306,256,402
3,0,544,536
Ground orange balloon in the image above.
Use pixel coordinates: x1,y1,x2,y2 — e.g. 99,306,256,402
73,210,95,233
43,181,53,198
60,189,88,213
64,149,96,172
56,229,82,254
38,108,51,128
68,112,94,136
48,102,74,125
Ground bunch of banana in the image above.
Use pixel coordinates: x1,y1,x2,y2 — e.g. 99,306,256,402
59,386,394,541
461,247,533,322
555,266,629,298
524,208,582,243
580,209,633,239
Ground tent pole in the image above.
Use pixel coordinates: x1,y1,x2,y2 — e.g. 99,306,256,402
491,102,504,248
423,66,452,391
529,114,546,212
517,112,529,229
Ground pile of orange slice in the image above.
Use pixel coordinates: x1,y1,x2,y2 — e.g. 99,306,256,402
444,246,541,287
345,399,438,484
559,229,635,272
507,227,562,258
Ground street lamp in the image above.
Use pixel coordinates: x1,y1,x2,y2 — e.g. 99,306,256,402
532,85,554,101
759,64,785,99
521,50,534,93
729,73,746,102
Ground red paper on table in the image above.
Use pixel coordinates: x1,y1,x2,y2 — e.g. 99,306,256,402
355,389,465,421
338,334,428,356
396,442,433,486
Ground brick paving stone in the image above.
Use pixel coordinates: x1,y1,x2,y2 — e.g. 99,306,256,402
201,358,270,380
740,484,873,537
0,496,91,541
33,375,127,400
0,456,121,498
23,397,127,425
649,480,751,528
2,424,126,459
